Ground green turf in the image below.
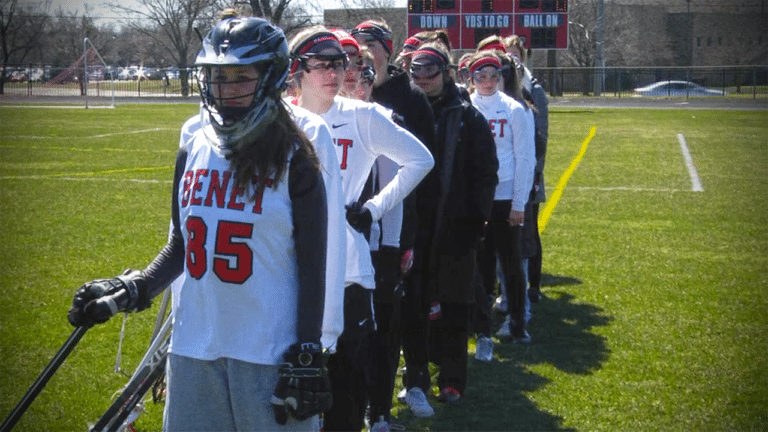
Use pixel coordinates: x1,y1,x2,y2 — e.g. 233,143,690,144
0,105,766,431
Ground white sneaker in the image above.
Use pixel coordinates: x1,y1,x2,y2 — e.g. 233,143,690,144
475,335,494,362
371,416,390,432
404,387,434,418
492,295,507,314
495,317,511,338
396,387,407,403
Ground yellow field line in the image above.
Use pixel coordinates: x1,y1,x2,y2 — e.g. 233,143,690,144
539,126,597,234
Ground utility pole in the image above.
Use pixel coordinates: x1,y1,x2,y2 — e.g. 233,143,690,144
595,0,604,96
687,0,693,66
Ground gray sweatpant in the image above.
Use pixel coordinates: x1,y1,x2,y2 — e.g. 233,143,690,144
164,353,319,431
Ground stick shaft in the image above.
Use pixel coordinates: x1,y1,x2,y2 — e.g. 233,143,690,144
0,326,88,432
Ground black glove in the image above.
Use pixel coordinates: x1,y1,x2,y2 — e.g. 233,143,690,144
67,269,147,328
271,342,332,425
345,202,372,234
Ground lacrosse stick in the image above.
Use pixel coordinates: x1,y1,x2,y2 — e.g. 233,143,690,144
1,289,127,432
90,316,171,432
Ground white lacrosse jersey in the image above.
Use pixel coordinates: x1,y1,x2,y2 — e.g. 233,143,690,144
286,103,346,352
471,90,535,211
172,105,346,353
170,130,303,366
319,96,434,289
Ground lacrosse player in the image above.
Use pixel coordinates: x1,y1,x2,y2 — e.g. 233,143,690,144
288,27,434,432
69,17,340,430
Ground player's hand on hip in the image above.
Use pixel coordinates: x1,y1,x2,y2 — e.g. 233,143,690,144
507,209,525,227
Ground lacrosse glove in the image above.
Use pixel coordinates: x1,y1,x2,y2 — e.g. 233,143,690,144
271,342,332,425
345,202,372,234
68,269,149,328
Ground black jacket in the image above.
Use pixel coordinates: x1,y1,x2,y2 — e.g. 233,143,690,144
419,78,499,303
371,65,435,251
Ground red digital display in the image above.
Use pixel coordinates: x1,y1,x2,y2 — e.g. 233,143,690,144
408,0,568,50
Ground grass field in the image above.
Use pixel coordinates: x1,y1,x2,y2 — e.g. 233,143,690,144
1,104,766,431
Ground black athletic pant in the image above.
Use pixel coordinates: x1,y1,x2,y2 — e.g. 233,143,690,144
367,248,402,423
430,302,470,395
527,203,542,290
324,284,374,432
479,200,527,328
400,266,430,394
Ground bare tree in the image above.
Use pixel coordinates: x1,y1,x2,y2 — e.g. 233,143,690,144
113,0,220,96
0,0,50,93
209,0,321,35
324,0,406,51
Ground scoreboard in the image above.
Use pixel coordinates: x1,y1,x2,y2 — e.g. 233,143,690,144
407,0,568,50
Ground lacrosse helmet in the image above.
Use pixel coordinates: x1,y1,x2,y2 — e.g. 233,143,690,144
196,17,289,154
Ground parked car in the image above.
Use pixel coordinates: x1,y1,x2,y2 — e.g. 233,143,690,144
634,80,726,97
145,68,168,80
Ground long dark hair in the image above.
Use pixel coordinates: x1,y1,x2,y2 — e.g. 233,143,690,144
228,100,320,199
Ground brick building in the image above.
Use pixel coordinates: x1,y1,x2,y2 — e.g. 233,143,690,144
324,1,767,67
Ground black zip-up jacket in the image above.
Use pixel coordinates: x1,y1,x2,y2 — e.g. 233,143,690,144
371,65,436,251
422,77,498,234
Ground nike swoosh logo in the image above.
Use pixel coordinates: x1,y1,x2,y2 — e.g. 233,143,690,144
496,110,505,113
332,123,348,129
359,318,368,326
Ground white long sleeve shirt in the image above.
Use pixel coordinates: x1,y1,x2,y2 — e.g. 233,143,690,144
470,90,535,211
320,96,434,289
173,104,346,352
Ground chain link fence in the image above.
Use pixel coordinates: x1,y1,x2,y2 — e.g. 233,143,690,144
534,65,768,99
0,66,199,99
1,64,767,100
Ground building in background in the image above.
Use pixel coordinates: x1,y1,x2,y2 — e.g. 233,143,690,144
325,0,766,68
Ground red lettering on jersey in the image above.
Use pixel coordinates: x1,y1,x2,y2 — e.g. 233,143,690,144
497,118,507,137
204,170,231,208
190,169,209,206
488,119,508,138
250,176,274,214
228,183,246,211
181,171,194,207
334,138,354,170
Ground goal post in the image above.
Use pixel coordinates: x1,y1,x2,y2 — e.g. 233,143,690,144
83,37,115,108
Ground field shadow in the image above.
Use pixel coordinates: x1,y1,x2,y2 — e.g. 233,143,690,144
392,274,612,431
541,272,582,288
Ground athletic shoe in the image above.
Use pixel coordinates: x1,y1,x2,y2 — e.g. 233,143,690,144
429,301,441,320
397,387,407,403
437,387,461,403
495,317,511,338
371,416,390,432
512,329,532,345
492,295,507,314
405,387,434,418
474,335,494,362
528,287,541,303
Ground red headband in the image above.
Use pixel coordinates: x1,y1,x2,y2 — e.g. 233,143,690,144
290,32,343,74
411,47,450,67
332,29,360,56
478,40,507,53
469,56,502,74
352,21,394,54
403,37,421,51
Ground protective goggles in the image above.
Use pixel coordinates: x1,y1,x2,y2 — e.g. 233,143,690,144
304,57,348,72
410,63,444,79
360,65,375,85
350,24,393,54
472,69,501,82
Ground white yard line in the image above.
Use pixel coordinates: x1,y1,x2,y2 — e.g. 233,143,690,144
677,133,704,192
0,175,172,184
568,186,685,193
1,128,174,140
